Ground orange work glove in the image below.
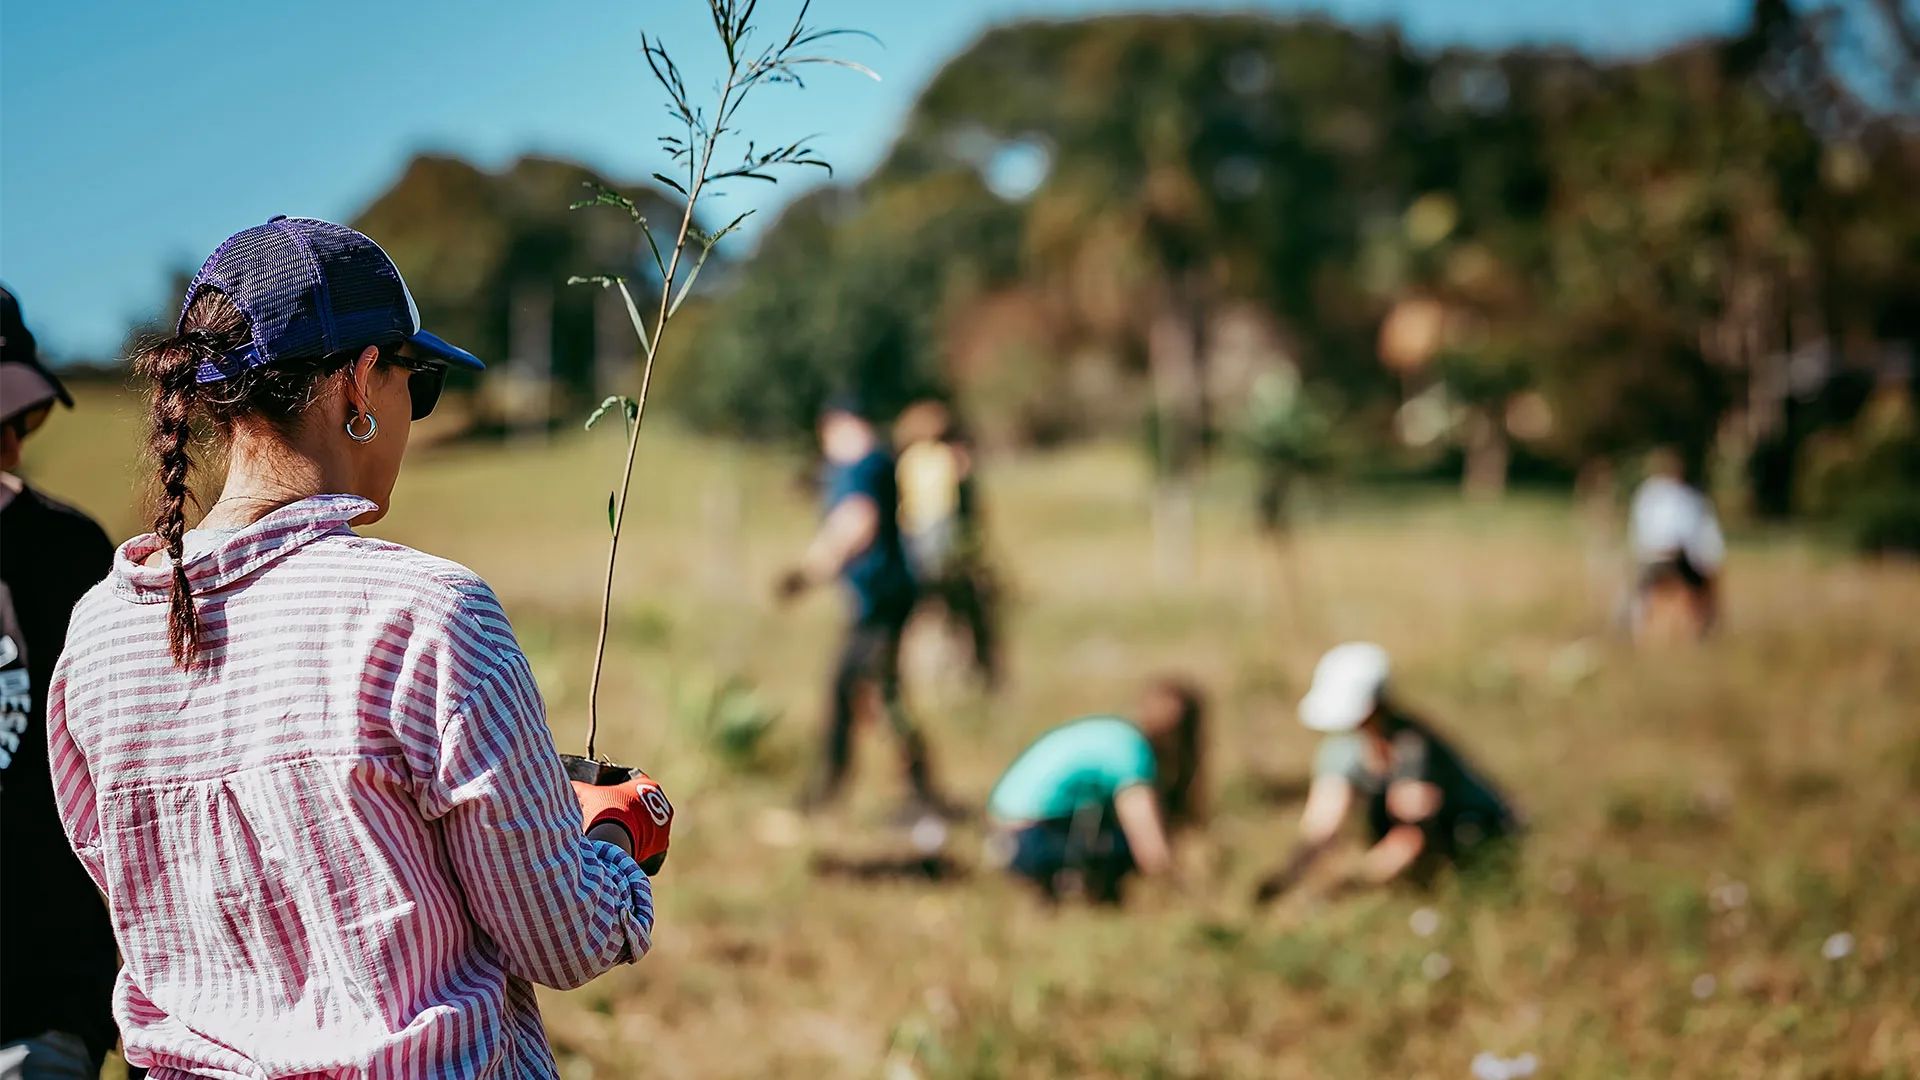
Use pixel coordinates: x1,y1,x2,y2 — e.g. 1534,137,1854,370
572,771,673,875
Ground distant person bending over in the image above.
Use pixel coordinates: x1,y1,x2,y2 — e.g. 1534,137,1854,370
0,286,120,1080
894,399,1001,691
1626,448,1725,639
986,679,1204,904
779,395,952,817
48,220,670,1079
1254,644,1516,904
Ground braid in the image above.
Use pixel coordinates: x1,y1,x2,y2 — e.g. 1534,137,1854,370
133,292,249,669
135,338,207,667
158,361,199,667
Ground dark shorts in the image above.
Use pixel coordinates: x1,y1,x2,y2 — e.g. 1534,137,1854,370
1003,806,1136,904
1638,553,1708,592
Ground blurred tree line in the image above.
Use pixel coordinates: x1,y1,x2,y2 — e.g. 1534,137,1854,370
662,0,1918,544
126,154,683,410
311,1,1916,545
351,154,684,422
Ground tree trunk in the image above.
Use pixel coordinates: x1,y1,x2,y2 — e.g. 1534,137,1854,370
1462,405,1510,501
1148,286,1206,587
508,282,553,442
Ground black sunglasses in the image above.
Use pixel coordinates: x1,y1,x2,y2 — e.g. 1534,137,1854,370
383,351,448,421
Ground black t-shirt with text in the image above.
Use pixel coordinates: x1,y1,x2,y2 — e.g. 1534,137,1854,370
1,484,117,1059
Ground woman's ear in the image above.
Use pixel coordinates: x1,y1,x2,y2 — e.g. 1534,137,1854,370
343,346,382,416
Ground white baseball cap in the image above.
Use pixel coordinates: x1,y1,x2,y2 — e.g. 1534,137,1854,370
1298,642,1390,732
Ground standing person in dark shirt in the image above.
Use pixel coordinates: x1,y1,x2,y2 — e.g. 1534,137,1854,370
0,285,119,1080
778,395,952,817
1253,642,1518,904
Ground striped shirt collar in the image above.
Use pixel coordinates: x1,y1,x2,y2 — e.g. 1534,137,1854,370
110,493,378,603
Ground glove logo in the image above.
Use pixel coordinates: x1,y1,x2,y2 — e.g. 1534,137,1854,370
642,788,672,827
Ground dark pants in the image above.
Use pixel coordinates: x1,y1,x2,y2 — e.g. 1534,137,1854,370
907,526,1002,691
1005,804,1136,905
1636,553,1717,634
0,1032,98,1080
921,564,1001,690
807,604,936,807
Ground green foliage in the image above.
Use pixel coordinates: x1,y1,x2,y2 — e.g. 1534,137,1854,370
352,155,681,402
678,5,1918,520
1240,369,1340,471
1796,390,1920,552
672,671,780,771
584,394,639,435
679,175,1024,438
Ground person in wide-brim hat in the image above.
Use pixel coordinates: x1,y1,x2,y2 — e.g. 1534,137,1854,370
1254,642,1519,903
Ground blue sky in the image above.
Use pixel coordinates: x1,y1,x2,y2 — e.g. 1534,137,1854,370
1,0,1749,361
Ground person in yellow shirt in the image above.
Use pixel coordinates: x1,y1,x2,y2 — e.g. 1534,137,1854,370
893,400,1000,690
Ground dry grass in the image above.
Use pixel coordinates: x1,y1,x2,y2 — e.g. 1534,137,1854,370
31,384,1920,1080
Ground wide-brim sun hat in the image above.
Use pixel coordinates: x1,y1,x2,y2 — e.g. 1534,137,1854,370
1299,641,1391,732
180,216,484,385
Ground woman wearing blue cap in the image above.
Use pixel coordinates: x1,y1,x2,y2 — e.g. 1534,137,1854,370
47,219,670,1078
1253,643,1518,903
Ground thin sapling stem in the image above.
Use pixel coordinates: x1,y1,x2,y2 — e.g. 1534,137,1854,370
569,0,875,761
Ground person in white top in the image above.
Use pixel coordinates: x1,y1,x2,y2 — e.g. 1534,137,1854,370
1625,448,1724,637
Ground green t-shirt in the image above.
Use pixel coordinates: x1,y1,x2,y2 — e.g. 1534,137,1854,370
988,716,1157,823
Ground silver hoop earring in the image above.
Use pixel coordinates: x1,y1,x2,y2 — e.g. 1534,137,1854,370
346,411,378,443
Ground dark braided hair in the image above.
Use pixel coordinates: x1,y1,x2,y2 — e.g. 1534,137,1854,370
1142,676,1207,830
130,288,375,668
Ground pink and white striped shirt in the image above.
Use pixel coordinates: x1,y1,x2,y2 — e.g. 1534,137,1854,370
47,494,652,1080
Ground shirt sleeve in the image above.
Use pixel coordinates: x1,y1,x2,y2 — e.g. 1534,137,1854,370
1103,725,1158,792
1312,734,1367,785
45,645,109,897
412,652,653,991
1686,499,1726,571
840,454,890,508
825,461,860,511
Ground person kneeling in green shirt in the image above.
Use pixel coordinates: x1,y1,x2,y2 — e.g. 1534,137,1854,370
986,679,1203,904
1254,643,1518,904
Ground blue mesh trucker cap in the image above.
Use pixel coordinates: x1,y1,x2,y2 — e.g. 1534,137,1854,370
179,216,484,385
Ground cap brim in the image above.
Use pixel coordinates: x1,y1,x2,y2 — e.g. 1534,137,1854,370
1299,689,1371,733
408,329,484,371
1,362,70,424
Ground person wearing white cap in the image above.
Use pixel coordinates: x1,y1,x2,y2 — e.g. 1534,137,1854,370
0,284,122,1079
1625,447,1723,639
1252,642,1516,904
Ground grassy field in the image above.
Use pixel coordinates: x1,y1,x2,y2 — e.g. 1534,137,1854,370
29,384,1920,1079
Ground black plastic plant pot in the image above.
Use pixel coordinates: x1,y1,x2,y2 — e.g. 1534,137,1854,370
560,754,636,786
559,754,668,875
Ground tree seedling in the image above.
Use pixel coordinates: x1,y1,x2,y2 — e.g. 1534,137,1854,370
562,0,875,784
